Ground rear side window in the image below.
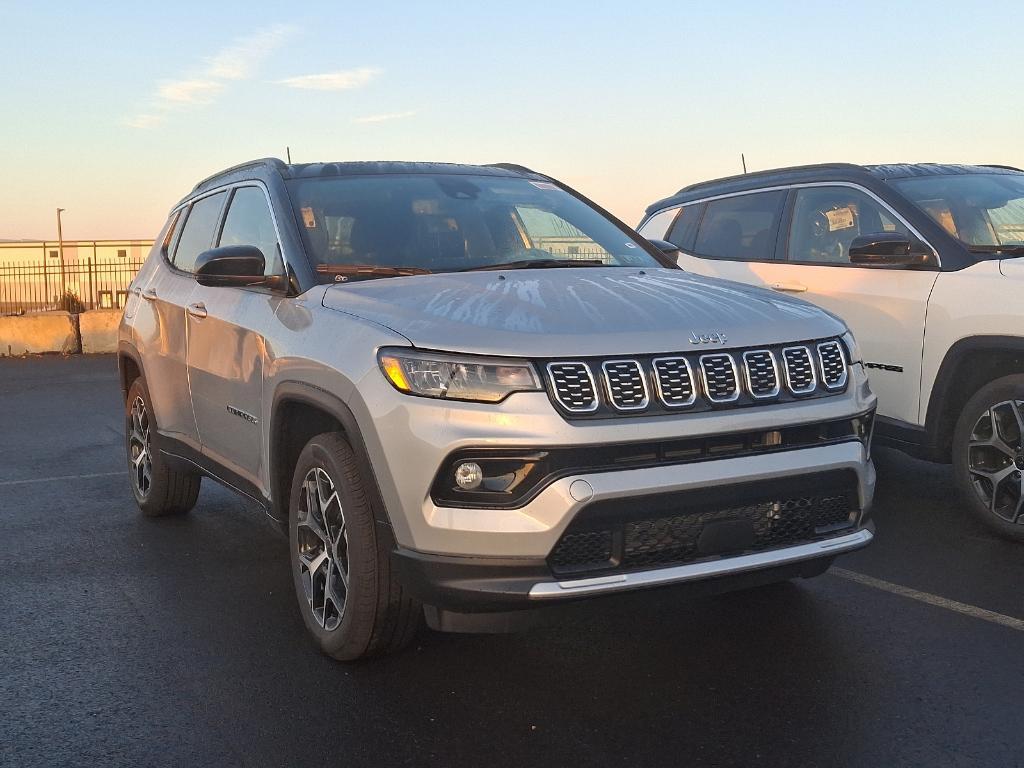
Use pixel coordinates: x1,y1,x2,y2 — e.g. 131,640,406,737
693,191,786,261
173,192,227,273
666,204,703,250
159,209,184,261
218,187,283,276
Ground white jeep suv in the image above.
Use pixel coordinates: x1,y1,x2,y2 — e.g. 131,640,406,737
640,163,1024,541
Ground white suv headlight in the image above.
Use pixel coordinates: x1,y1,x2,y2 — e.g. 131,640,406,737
840,330,863,364
378,348,542,403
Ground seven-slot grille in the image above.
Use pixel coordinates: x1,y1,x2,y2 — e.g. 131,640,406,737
742,350,780,398
547,362,598,412
700,354,740,403
652,357,696,407
543,338,848,416
817,340,848,389
782,347,817,394
602,360,650,410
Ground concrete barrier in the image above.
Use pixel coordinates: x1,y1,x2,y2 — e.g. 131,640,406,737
79,310,122,354
0,312,80,356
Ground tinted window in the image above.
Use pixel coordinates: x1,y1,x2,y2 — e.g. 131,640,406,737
286,174,661,274
160,209,184,260
666,203,703,250
173,192,226,273
218,187,283,276
788,187,909,265
693,191,784,260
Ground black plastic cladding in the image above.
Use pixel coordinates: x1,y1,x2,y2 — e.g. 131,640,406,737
539,337,849,420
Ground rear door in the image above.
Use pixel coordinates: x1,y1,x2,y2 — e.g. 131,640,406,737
186,184,286,487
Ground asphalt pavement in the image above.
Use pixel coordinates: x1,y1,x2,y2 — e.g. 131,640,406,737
1,355,1021,767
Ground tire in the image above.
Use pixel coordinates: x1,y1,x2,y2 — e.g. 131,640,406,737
125,377,201,517
952,374,1024,542
288,432,421,660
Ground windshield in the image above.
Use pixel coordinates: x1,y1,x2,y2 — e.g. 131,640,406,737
891,173,1024,254
286,174,662,276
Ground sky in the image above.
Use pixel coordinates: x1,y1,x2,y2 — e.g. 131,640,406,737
1,0,1021,240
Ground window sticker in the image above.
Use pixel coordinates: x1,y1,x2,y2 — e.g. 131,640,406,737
301,207,317,229
529,181,559,191
824,206,855,232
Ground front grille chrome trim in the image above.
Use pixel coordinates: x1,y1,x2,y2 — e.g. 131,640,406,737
699,353,741,403
817,340,849,390
651,356,698,408
546,361,599,413
742,349,781,399
782,346,818,395
529,528,873,599
601,359,650,411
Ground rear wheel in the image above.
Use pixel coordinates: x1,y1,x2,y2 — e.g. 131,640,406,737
952,375,1024,542
288,432,420,660
125,377,201,516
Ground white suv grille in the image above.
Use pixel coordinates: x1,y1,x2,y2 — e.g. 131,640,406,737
601,360,649,410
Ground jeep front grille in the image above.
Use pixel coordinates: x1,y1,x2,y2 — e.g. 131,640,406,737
742,350,780,398
542,337,848,418
817,340,848,390
652,357,697,407
782,346,817,395
547,362,598,413
700,354,740,403
601,360,649,411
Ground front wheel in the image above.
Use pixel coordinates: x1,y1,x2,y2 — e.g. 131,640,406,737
288,432,420,660
952,375,1024,542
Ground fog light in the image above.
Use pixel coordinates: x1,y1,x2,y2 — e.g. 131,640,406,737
454,462,483,490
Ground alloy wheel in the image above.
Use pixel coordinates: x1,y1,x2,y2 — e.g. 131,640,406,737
128,396,153,498
296,467,350,631
967,399,1024,525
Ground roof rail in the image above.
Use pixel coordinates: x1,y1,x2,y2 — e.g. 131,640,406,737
677,162,865,195
191,157,289,192
485,162,545,178
982,164,1024,172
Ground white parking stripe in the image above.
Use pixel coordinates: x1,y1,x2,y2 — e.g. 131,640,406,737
0,471,123,487
831,568,1024,632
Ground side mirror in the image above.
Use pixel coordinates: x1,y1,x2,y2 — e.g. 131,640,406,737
849,233,931,267
194,246,284,289
648,238,681,257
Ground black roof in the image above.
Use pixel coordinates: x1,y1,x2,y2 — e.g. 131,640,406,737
645,162,1024,216
189,158,545,197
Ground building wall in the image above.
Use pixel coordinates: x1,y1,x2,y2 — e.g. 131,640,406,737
0,240,153,266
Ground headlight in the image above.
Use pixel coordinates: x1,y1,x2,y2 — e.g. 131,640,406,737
377,348,542,403
840,330,863,364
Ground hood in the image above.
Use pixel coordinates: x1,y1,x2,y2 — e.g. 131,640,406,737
1000,257,1024,278
321,267,845,357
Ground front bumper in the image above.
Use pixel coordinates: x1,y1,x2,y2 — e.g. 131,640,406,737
392,523,873,611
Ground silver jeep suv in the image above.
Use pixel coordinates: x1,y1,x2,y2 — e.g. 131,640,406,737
119,159,877,659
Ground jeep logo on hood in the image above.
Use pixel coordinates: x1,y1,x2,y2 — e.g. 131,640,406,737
689,331,728,345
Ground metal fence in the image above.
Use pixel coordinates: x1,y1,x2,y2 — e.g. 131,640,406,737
0,258,144,316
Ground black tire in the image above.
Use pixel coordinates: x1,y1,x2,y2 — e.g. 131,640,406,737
288,432,420,660
125,377,201,517
952,374,1024,543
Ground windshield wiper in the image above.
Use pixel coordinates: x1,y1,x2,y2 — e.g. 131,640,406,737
461,259,606,272
967,245,1024,255
316,264,432,281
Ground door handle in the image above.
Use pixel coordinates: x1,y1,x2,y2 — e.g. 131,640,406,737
186,302,208,319
141,288,158,301
769,282,808,293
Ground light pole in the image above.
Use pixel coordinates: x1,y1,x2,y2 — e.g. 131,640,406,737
56,207,67,302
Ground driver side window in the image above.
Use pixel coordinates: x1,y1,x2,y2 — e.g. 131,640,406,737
788,187,909,265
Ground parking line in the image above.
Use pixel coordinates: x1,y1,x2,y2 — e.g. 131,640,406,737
831,567,1024,632
0,471,123,487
